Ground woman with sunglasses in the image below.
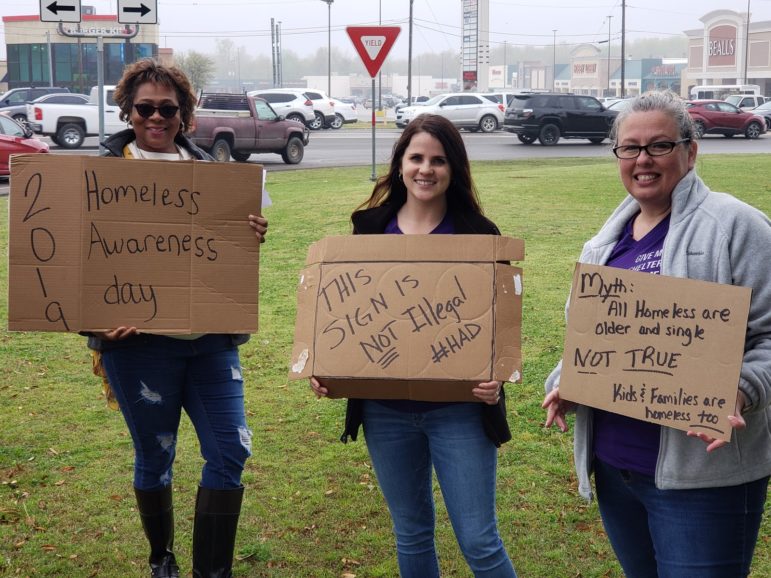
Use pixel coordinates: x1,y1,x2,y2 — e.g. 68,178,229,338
88,58,267,578
542,90,771,577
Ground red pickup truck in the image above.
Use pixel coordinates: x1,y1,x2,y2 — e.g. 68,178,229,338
190,93,309,164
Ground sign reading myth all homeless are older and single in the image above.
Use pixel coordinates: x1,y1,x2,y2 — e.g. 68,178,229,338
558,263,751,442
8,154,262,334
289,235,525,402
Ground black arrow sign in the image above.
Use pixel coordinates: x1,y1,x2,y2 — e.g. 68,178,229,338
123,4,151,17
47,1,76,14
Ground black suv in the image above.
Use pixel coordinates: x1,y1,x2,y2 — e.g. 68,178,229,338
503,92,618,145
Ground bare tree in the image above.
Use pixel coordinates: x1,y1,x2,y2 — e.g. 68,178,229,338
175,51,216,93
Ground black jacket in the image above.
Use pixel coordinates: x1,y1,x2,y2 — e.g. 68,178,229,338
341,202,513,447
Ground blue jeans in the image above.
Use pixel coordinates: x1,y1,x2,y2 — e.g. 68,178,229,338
594,458,769,578
362,400,517,578
101,334,251,491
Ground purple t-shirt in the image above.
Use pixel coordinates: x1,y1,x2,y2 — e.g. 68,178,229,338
377,212,456,412
593,213,670,476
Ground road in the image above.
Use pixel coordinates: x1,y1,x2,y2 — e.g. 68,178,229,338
2,129,770,195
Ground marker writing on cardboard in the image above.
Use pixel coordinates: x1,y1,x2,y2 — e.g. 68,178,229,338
84,170,201,215
318,268,373,312
578,271,630,303
402,275,467,333
102,274,158,322
22,172,70,330
87,222,218,261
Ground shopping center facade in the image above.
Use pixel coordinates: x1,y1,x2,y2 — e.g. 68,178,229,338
2,8,770,99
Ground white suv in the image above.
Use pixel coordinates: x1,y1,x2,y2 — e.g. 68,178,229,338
248,90,315,126
252,88,335,130
396,92,504,132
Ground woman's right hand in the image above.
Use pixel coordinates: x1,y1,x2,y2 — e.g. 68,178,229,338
309,377,328,399
542,387,576,432
94,326,138,341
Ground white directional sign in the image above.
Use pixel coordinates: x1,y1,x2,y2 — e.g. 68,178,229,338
117,0,158,24
40,0,82,23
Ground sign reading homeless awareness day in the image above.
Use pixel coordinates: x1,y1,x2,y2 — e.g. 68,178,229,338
289,235,524,401
8,155,262,334
559,263,751,442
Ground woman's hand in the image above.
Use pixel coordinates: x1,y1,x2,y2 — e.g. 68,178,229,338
309,377,328,399
473,380,502,405
687,391,747,452
94,326,138,341
249,214,268,243
542,387,576,432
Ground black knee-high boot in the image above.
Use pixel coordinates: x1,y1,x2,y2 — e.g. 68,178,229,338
192,486,244,578
134,486,180,578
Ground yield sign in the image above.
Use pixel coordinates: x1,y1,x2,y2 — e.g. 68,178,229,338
346,26,401,78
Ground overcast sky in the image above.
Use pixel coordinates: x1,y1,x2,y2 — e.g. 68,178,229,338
4,0,771,62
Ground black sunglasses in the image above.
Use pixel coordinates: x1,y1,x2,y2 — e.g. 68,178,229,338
133,103,180,119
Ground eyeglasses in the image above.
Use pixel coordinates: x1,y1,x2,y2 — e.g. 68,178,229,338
133,103,180,119
612,139,691,159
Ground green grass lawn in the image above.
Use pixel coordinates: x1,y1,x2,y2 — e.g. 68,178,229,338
1,154,769,577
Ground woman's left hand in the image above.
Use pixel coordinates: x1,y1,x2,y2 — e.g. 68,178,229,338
249,214,268,243
473,380,502,405
687,391,747,452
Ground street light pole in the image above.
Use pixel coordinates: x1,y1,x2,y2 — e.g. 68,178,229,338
321,0,333,95
552,30,557,91
408,0,414,104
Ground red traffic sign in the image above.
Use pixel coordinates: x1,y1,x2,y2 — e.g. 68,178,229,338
346,26,401,78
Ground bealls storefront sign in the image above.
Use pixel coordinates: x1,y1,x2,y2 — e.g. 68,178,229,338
708,39,735,56
708,25,737,66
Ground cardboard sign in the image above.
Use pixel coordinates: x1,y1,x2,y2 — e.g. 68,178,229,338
8,154,262,334
559,263,751,441
289,235,524,401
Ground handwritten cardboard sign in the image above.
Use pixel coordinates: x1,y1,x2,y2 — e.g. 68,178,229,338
8,154,262,334
559,263,751,441
289,235,524,401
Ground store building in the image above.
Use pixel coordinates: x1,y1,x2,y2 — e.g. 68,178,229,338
2,9,159,94
685,9,771,96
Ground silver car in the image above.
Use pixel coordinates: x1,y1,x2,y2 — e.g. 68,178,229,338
395,93,504,132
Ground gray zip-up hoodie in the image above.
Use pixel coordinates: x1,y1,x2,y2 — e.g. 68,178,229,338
545,169,771,500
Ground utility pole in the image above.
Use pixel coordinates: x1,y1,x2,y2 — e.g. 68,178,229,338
552,30,557,91
607,16,612,95
620,0,626,97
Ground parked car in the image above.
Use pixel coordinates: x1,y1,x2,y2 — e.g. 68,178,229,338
503,92,618,145
329,97,357,128
0,86,70,124
480,91,520,108
751,100,771,129
394,95,429,114
27,85,126,148
724,94,767,111
0,113,49,175
396,93,504,132
686,100,766,139
606,98,633,113
190,93,309,164
250,88,334,130
247,89,315,126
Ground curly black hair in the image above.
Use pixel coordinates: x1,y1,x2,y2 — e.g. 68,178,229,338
113,58,197,132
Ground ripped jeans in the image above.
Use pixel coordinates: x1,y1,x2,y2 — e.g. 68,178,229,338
100,334,251,491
